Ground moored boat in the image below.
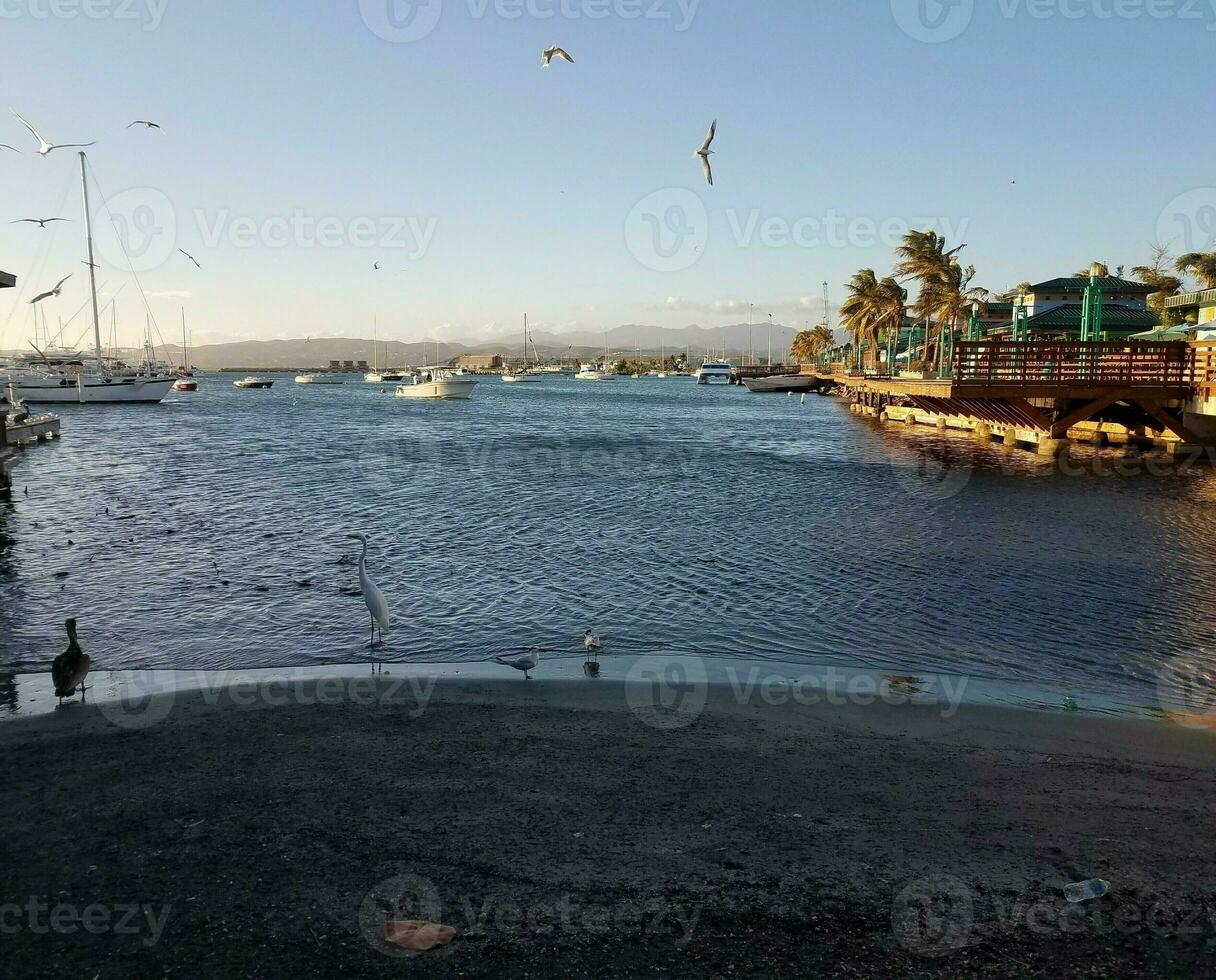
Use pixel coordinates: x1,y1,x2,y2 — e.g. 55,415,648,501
395,370,477,400
742,374,829,394
234,377,274,389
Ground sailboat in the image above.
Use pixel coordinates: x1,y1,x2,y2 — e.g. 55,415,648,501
173,310,197,391
10,154,176,404
502,314,541,383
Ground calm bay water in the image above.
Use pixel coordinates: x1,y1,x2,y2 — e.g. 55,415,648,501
2,373,1215,709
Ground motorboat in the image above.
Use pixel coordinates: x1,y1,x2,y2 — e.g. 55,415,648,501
395,370,477,400
695,360,733,385
742,374,830,394
234,377,274,389
172,377,198,392
295,373,346,385
575,363,613,381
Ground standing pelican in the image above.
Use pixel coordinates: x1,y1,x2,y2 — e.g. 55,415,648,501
347,533,390,671
51,619,91,703
495,649,540,680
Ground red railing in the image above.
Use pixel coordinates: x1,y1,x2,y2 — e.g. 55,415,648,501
952,341,1194,387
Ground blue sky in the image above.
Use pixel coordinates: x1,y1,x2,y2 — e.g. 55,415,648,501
2,0,1214,349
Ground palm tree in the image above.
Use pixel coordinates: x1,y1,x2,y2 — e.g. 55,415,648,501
896,231,986,370
840,270,906,372
1176,252,1216,289
791,324,836,363
1132,245,1185,326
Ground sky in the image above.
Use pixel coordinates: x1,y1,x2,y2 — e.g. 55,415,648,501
2,0,1215,350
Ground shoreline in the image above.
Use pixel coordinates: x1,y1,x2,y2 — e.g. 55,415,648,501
3,671,1215,976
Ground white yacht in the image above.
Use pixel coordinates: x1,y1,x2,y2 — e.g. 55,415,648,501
295,373,346,385
502,314,543,383
395,369,477,400
575,363,614,381
695,360,733,385
234,377,275,389
7,158,176,404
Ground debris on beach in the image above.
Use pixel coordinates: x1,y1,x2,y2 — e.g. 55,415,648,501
1063,879,1110,903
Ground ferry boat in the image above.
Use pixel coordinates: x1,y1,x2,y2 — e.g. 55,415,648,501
695,360,733,385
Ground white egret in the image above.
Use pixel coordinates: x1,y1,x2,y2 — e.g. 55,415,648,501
347,532,390,671
495,649,540,680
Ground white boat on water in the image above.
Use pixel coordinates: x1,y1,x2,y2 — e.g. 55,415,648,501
295,373,346,385
575,363,613,381
395,370,477,400
6,155,177,405
234,377,274,389
364,317,408,383
502,314,543,383
695,360,733,385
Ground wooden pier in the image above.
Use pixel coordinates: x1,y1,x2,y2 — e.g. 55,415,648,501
0,410,61,492
821,340,1207,453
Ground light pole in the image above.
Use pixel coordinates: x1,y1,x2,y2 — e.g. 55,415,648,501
748,303,754,366
767,314,773,367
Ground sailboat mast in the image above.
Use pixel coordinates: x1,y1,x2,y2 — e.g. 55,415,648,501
78,152,104,373
181,308,189,373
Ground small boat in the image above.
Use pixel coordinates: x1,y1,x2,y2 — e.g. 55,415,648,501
503,315,543,383
234,376,274,389
743,374,829,395
575,363,613,381
295,373,346,385
395,370,477,400
172,378,198,392
695,360,733,386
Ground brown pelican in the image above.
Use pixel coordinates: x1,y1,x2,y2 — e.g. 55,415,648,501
51,619,91,703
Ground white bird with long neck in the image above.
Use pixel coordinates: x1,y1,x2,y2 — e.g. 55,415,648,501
347,532,390,672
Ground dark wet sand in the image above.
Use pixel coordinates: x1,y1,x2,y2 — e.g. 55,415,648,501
2,675,1215,978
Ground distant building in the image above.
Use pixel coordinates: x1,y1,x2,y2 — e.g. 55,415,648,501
1165,288,1216,339
329,360,341,370
356,360,369,370
457,354,503,370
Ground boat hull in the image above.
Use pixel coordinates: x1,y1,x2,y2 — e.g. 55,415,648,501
742,375,829,394
11,375,177,404
395,379,478,400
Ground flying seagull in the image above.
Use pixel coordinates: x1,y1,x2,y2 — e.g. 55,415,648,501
374,261,381,271
127,120,162,130
29,275,71,305
542,46,574,67
0,144,18,153
179,248,201,269
11,217,69,228
695,119,717,186
11,110,96,156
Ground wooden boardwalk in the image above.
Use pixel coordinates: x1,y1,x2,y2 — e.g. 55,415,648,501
0,411,61,491
823,340,1206,448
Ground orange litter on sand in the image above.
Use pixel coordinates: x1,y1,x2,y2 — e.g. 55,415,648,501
384,920,458,951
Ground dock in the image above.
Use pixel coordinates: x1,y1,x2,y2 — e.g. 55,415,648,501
819,340,1211,454
0,409,61,493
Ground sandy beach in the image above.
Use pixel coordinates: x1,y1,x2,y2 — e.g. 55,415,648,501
2,670,1215,978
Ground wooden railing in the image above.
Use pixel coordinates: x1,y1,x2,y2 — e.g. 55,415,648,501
1192,340,1216,392
952,341,1194,387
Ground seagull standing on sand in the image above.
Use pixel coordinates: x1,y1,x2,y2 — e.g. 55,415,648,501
347,532,390,671
542,45,574,67
29,275,71,305
584,630,603,653
495,649,540,680
51,619,91,703
11,217,69,229
127,120,162,130
695,119,717,186
179,249,201,269
11,110,96,156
